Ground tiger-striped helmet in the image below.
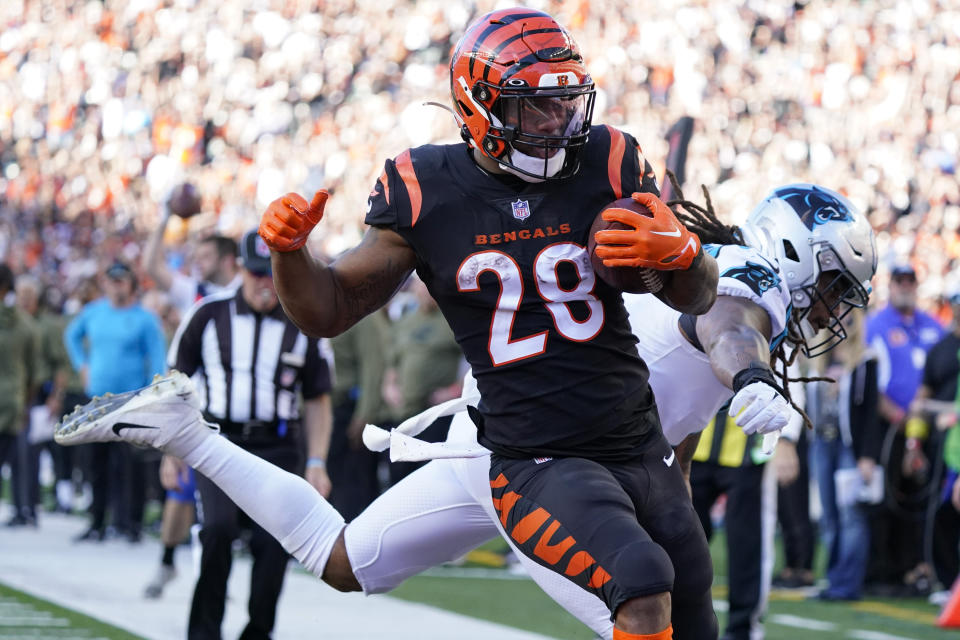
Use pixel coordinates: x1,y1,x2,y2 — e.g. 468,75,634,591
450,8,596,182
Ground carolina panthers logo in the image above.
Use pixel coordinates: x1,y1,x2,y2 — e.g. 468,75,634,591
722,261,782,296
774,185,852,230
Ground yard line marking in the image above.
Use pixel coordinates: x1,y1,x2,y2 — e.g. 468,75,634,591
418,567,534,580
848,630,919,640
852,600,938,625
768,614,837,631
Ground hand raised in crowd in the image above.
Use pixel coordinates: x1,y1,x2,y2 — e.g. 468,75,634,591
259,190,329,252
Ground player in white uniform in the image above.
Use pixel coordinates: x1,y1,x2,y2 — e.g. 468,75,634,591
55,184,877,638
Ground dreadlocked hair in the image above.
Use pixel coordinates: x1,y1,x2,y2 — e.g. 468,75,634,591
663,170,831,431
663,171,743,246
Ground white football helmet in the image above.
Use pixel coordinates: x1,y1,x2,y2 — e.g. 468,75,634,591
739,184,877,356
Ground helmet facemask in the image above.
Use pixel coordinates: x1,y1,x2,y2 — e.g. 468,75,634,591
787,246,871,357
485,81,595,181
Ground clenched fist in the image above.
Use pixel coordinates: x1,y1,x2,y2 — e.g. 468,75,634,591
593,191,702,270
258,190,329,252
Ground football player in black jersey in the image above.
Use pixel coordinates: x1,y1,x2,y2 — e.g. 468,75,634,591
259,8,718,640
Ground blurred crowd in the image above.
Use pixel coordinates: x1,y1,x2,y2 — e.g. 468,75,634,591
4,0,960,630
0,0,958,307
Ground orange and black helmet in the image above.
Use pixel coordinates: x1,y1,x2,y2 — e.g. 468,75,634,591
450,8,596,181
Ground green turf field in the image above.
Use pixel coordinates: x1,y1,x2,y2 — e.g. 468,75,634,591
388,534,960,640
0,583,143,640
3,524,958,640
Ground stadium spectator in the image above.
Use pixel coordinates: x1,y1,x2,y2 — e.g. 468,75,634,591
807,309,881,601
0,264,37,525
64,261,167,542
865,263,944,595
9,275,71,526
327,309,393,521
908,289,960,598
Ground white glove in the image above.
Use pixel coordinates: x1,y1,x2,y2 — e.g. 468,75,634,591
729,381,794,435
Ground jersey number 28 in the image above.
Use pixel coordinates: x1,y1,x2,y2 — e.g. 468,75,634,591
457,243,604,366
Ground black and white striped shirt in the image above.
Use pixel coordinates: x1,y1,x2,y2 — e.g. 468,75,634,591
168,289,333,424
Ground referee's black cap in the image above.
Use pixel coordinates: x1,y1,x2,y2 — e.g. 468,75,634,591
240,229,273,276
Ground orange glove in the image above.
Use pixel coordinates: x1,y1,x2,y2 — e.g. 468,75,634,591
258,190,329,252
594,191,701,270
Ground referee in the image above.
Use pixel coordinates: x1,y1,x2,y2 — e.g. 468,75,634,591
167,228,333,640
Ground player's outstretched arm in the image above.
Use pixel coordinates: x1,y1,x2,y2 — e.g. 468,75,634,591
695,295,797,435
695,295,772,386
260,191,416,337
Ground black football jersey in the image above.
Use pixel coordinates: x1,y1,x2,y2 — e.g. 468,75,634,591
366,125,661,460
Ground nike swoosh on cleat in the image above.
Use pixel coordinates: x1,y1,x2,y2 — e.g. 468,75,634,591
651,226,682,237
663,450,676,467
112,422,160,436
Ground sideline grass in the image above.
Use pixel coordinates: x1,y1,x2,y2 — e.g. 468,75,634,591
390,534,960,640
0,583,144,639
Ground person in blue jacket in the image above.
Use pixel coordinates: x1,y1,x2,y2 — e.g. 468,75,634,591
65,261,166,542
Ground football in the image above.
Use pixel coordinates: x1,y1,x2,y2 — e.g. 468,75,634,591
166,182,203,218
588,197,665,294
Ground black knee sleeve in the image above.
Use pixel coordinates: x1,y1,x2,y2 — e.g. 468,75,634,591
606,539,675,616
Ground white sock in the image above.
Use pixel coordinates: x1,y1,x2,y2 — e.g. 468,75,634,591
173,431,345,578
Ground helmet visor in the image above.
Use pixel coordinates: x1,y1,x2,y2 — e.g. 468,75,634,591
499,90,591,158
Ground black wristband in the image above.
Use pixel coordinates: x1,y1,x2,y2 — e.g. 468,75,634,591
732,362,783,395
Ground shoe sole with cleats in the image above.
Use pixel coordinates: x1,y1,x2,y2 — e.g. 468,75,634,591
54,371,217,449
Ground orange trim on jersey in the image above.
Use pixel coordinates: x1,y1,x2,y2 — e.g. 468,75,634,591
490,473,509,489
378,170,390,205
497,491,521,528
510,508,550,544
612,625,673,640
605,125,626,199
564,550,596,577
533,521,575,565
587,565,612,589
394,150,422,226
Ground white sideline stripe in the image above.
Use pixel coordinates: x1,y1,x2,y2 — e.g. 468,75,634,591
0,510,559,640
0,618,70,627
769,614,837,631
847,631,918,640
417,567,533,581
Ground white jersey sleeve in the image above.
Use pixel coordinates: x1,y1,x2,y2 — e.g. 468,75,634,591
708,243,793,348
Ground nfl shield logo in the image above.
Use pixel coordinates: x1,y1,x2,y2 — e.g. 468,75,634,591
511,199,531,221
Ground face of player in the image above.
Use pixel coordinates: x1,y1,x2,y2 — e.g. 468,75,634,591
500,94,588,159
241,268,278,313
805,269,861,333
